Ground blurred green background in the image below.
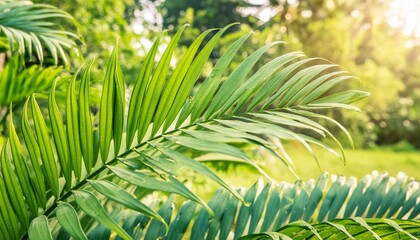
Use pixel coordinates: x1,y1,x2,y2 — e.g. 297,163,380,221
21,0,420,182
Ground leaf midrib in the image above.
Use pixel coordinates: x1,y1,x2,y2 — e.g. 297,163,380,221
42,117,211,217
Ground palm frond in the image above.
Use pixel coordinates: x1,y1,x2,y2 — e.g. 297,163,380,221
240,219,420,240
0,1,80,65
0,54,62,106
69,172,419,239
0,25,368,239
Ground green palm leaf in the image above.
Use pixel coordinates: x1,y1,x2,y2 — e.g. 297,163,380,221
56,202,87,240
0,1,80,65
241,218,420,240
0,25,370,239
1,141,29,229
0,54,62,106
28,215,52,240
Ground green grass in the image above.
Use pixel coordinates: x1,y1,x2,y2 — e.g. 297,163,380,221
195,142,420,195
267,142,420,181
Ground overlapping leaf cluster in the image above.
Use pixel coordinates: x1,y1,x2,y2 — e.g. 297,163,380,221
0,24,370,239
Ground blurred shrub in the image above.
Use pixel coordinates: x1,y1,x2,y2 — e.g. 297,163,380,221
372,97,420,148
380,140,417,152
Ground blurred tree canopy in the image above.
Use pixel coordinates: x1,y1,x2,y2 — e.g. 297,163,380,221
32,0,145,83
32,0,420,149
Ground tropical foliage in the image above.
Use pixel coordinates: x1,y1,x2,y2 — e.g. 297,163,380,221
0,54,63,106
242,219,420,240
30,0,420,150
0,0,80,142
0,0,79,65
90,171,419,239
0,18,373,239
109,0,420,149
1,1,419,240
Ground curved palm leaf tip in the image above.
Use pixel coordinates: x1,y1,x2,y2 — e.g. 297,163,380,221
0,1,80,65
0,23,368,239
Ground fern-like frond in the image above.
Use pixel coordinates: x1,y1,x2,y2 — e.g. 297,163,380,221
0,24,368,239
0,1,80,65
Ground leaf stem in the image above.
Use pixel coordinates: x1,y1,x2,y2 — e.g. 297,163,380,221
41,120,206,217
40,107,293,219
